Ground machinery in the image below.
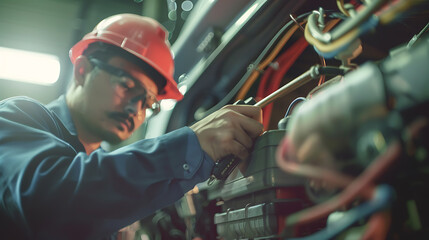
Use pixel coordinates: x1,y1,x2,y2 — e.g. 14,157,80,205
141,0,429,239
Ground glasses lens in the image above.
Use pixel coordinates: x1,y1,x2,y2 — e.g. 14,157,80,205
89,57,161,116
146,95,160,116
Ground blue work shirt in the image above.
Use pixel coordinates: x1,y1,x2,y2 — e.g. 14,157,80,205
0,95,214,239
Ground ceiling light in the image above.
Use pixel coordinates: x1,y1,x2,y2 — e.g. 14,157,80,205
0,47,60,85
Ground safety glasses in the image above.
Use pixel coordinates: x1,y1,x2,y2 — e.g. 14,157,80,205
88,57,161,117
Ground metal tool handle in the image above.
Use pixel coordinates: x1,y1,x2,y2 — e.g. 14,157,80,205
207,65,329,185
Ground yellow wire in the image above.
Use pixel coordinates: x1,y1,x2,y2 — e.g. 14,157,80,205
235,24,300,101
304,18,358,53
337,0,350,17
310,0,423,53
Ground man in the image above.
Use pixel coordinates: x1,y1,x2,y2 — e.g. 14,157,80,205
0,14,263,239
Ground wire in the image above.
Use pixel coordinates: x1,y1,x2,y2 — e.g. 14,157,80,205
317,54,327,86
378,0,424,25
285,185,395,240
307,0,424,57
257,37,309,130
239,18,338,128
194,12,312,120
305,17,360,54
276,111,428,238
276,138,402,235
284,97,307,117
275,137,360,191
361,210,392,240
259,25,302,72
307,74,344,99
337,0,351,17
308,0,386,43
251,65,344,109
254,66,320,108
315,18,340,83
408,21,429,48
307,15,381,59
239,17,337,103
331,0,386,40
235,23,301,101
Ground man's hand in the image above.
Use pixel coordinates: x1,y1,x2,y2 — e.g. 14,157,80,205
190,105,263,162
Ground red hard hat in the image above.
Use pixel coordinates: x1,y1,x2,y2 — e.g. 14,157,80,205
69,13,183,101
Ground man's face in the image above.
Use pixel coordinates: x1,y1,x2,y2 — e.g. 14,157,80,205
77,56,159,144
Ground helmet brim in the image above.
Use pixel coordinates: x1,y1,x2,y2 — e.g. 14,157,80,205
70,38,183,101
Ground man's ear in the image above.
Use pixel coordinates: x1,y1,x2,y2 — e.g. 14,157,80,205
73,56,93,86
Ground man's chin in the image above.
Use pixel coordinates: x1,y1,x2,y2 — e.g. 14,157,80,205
102,129,131,144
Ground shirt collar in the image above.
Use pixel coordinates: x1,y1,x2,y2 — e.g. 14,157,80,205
47,95,78,136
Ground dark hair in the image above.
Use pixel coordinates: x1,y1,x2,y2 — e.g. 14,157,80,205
82,42,166,94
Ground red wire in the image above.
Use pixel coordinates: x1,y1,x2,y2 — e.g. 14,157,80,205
256,65,274,102
256,37,308,130
276,135,401,227
264,37,308,128
362,210,392,240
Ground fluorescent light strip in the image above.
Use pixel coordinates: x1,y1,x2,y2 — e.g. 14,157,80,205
0,47,60,85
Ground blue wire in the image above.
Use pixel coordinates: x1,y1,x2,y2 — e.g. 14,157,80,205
285,97,307,117
314,15,379,59
286,184,395,240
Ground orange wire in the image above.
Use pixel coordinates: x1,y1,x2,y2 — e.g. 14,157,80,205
316,18,341,86
237,18,341,101
235,23,301,101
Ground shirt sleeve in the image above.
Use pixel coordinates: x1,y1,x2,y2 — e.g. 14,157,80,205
0,97,214,240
